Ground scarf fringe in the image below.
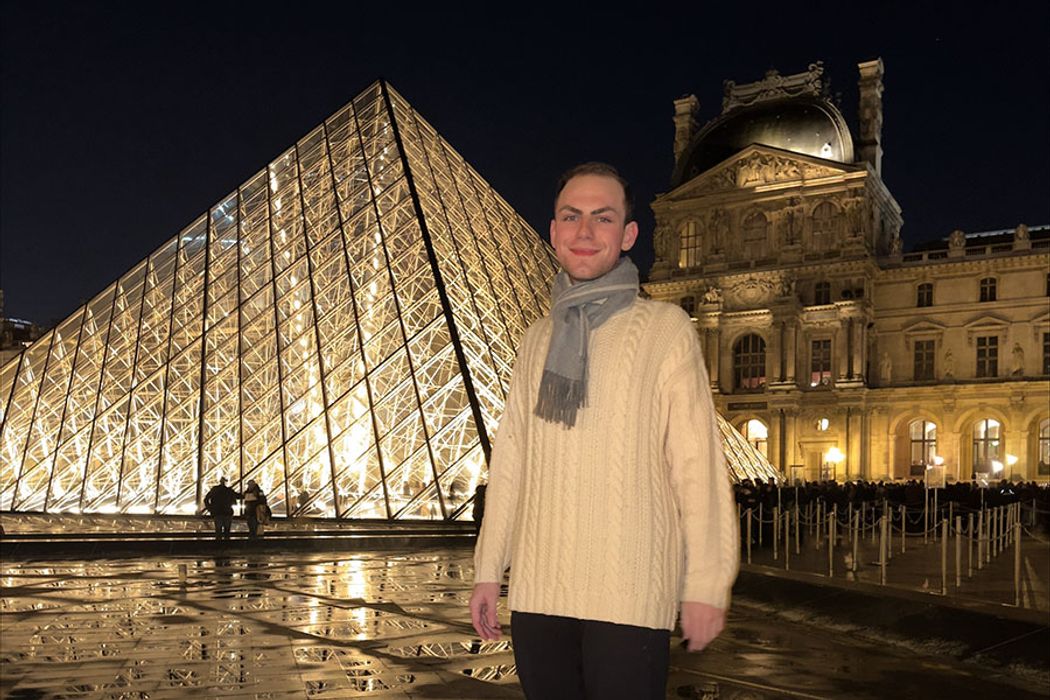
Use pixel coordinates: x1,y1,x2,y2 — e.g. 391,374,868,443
534,369,585,428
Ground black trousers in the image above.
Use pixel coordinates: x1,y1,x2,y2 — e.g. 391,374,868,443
511,611,670,699
213,514,232,540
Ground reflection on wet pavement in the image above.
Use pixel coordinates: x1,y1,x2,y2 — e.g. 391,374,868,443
1,549,1046,699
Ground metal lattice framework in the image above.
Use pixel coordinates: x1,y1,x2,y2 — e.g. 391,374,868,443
0,80,778,521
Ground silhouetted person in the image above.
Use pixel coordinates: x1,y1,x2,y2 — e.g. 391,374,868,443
243,480,265,539
204,477,239,541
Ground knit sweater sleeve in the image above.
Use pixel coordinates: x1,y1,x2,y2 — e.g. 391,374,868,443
472,329,534,584
661,318,740,610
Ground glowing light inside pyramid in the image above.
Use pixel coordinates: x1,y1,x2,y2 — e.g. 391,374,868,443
0,82,559,520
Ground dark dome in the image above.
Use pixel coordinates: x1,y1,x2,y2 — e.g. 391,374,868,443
674,98,854,186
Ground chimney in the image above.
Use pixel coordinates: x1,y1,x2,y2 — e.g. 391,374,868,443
673,94,700,167
857,59,884,176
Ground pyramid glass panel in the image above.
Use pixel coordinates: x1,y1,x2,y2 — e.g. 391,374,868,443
0,80,776,521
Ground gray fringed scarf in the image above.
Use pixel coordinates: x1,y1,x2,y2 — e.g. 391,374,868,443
535,257,640,428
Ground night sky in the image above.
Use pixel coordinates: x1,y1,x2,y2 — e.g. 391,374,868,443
2,3,1048,328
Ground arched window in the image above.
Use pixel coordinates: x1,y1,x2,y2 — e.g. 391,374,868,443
1039,419,1050,476
972,418,1002,475
916,282,933,307
979,277,997,302
733,334,766,391
744,418,768,457
909,420,937,467
812,201,838,237
678,220,701,269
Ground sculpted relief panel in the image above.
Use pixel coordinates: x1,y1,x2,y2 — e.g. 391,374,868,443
684,152,844,197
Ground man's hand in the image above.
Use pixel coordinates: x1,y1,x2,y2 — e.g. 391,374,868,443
469,582,502,640
680,601,726,652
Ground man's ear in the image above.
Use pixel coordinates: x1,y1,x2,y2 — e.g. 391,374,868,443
621,221,640,251
549,218,558,243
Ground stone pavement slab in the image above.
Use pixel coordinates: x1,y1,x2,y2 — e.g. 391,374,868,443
2,548,1047,699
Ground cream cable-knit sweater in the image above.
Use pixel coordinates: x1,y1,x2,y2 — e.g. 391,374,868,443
474,298,739,631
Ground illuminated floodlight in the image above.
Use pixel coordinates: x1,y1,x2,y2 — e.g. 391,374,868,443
991,460,1004,473
1006,454,1018,466
825,447,845,464
932,455,945,466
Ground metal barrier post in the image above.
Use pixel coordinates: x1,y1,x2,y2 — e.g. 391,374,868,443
886,501,893,561
924,488,929,545
773,506,779,561
940,519,948,595
977,510,984,570
852,510,859,573
847,503,853,546
1014,520,1022,607
993,506,999,559
879,515,887,585
967,512,973,578
900,504,906,554
955,515,962,588
794,502,800,555
828,512,834,578
746,508,752,564
784,509,790,571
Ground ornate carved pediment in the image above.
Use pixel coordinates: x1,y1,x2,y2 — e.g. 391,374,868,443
723,62,828,112
668,147,852,199
726,276,777,308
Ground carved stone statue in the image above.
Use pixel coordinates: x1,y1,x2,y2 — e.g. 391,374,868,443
879,352,892,384
1012,343,1025,376
1015,223,1030,241
890,236,903,255
943,349,955,378
702,286,724,305
948,230,966,250
779,276,797,297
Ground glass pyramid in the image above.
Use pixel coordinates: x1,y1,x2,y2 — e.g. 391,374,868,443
0,81,778,521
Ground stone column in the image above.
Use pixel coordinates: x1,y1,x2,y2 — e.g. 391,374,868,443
857,58,884,176
784,323,798,385
673,95,700,166
851,318,865,381
705,327,722,391
836,323,849,382
769,321,782,383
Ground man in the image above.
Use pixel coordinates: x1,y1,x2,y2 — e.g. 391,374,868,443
203,476,239,541
470,163,738,698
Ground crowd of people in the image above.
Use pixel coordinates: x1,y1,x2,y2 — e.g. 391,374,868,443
733,478,1050,535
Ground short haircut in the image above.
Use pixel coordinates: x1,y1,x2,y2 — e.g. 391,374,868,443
554,162,634,223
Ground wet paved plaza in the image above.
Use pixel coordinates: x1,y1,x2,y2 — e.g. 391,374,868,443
2,547,1047,699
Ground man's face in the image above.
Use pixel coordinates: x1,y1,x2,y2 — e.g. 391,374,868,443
550,174,638,282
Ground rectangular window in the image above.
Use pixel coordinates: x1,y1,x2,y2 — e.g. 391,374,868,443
979,278,997,302
678,221,701,269
914,340,936,381
916,283,933,307
814,281,831,305
1043,333,1050,375
976,336,998,378
810,339,832,386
